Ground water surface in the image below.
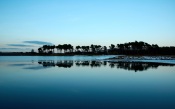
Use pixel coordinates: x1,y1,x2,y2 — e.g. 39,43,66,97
0,56,175,109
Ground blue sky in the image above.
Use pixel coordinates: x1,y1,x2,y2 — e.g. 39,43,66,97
0,0,175,52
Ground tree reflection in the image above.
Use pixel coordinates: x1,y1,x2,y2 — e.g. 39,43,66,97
75,61,103,68
109,61,174,72
38,60,73,68
109,62,157,72
38,60,174,71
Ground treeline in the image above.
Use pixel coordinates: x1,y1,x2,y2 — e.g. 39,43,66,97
37,41,175,55
109,41,175,55
38,44,108,55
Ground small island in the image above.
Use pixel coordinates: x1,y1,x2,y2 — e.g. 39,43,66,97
1,41,175,56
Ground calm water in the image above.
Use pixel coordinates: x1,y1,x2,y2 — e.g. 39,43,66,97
0,56,175,109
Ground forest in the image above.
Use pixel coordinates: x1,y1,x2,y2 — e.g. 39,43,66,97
36,41,175,55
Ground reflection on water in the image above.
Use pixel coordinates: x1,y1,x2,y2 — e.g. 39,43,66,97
36,60,175,72
39,60,73,68
1,58,175,109
109,61,174,72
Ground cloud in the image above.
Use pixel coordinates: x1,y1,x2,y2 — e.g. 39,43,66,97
0,48,21,49
7,44,34,47
0,47,34,52
23,41,53,45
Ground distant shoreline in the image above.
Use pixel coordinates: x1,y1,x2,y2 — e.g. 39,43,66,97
0,52,108,56
1,52,175,57
0,53,175,59
1,53,175,65
106,55,175,60
104,55,175,65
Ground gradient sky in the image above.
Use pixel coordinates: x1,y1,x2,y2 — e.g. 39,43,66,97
0,0,175,52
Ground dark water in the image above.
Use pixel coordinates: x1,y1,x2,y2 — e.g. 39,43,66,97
0,56,175,109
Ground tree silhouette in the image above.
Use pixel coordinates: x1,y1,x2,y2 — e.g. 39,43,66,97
57,44,63,53
76,45,81,52
109,44,115,50
51,45,55,53
103,46,108,54
36,41,175,55
38,48,42,53
63,44,68,53
90,44,95,53
42,45,48,53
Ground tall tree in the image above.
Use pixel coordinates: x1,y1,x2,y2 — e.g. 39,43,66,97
90,44,95,53
51,45,55,53
38,48,42,53
42,45,48,53
76,45,81,52
103,46,107,54
109,44,115,50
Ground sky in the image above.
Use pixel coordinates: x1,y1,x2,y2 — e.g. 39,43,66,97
0,0,175,52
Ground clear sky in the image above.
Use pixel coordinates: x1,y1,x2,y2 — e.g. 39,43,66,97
0,0,175,52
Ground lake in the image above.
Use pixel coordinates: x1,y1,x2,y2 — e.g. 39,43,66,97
0,56,175,109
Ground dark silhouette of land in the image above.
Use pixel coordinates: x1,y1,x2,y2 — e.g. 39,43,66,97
1,41,175,56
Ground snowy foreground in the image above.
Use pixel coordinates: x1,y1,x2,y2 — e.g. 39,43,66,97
104,56,175,64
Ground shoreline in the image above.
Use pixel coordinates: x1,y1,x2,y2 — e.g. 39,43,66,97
105,55,175,65
107,55,175,60
0,54,175,65
0,52,175,57
0,52,109,56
